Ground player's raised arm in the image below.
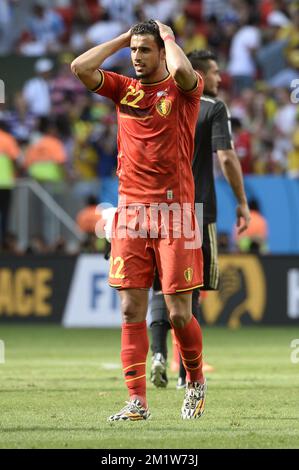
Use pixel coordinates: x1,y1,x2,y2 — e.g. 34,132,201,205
155,20,198,91
71,31,131,90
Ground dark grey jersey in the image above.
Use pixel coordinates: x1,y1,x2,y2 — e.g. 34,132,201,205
193,96,233,224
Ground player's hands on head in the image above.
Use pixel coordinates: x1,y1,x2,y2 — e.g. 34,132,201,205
155,20,175,41
119,29,132,48
123,29,132,47
236,203,251,234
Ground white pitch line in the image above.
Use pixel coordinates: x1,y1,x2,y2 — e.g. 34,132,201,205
101,363,121,370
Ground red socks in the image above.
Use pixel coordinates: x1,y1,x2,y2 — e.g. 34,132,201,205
173,315,204,383
120,317,203,404
121,320,149,406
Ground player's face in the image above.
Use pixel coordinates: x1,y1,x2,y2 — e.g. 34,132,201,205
130,34,165,80
202,60,221,97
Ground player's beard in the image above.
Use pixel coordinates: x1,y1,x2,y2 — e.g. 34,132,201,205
135,64,158,80
205,86,218,98
135,68,150,79
136,72,146,79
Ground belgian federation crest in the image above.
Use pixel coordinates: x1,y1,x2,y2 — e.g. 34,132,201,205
156,97,172,117
184,267,193,283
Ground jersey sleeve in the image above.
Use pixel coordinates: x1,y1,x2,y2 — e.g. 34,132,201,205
176,71,204,102
92,70,130,104
211,100,233,151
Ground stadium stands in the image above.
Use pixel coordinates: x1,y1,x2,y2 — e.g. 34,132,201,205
0,0,299,253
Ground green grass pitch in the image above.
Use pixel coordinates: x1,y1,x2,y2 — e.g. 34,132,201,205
0,325,298,449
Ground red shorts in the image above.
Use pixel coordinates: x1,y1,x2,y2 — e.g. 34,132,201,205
108,206,203,294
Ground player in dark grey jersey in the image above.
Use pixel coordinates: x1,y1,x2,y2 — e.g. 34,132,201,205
150,50,251,389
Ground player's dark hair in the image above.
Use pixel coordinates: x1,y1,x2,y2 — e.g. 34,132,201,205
187,50,217,74
130,20,164,49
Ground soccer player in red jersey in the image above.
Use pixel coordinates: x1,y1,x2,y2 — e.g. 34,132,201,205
71,20,207,420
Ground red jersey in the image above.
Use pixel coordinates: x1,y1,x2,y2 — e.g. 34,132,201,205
94,70,203,205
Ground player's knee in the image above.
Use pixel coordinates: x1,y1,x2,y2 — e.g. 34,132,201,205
121,297,141,322
169,310,189,329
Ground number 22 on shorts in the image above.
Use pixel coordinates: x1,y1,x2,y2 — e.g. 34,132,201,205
109,256,125,279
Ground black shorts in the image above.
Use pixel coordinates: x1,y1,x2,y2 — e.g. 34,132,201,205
201,222,220,290
153,222,219,292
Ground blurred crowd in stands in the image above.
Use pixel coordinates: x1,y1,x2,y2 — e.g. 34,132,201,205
0,0,298,253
